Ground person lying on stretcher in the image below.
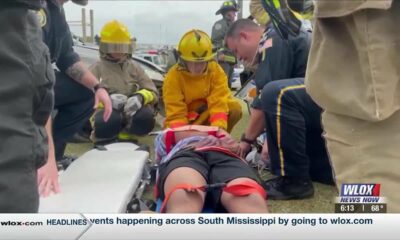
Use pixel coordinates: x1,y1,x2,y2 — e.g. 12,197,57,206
154,125,269,213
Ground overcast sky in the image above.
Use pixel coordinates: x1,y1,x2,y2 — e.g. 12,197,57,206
64,0,251,45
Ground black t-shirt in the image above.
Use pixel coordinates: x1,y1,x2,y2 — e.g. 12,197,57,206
40,0,80,72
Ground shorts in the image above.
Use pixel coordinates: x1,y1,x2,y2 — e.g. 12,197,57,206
157,149,262,211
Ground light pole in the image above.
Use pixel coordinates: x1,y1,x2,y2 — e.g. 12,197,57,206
238,0,243,19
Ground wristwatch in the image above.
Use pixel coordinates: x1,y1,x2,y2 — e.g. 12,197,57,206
240,133,255,145
93,83,108,92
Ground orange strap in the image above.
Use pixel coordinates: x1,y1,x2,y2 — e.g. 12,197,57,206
159,181,267,213
210,112,228,123
187,111,200,121
169,121,187,128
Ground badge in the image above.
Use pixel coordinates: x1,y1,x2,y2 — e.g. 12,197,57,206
36,9,47,27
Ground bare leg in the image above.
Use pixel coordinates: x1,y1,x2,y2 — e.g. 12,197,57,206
163,167,207,213
221,178,268,213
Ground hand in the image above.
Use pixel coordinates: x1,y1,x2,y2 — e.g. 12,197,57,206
218,53,225,61
219,135,240,154
94,88,112,122
124,95,143,117
238,141,252,158
37,155,60,198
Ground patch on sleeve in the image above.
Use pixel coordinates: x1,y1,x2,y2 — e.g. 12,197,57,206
214,23,222,31
258,38,273,54
36,9,47,27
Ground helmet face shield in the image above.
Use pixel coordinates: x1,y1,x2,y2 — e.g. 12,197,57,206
99,20,134,54
99,42,134,55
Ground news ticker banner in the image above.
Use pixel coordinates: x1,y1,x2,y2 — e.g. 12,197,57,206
0,214,400,240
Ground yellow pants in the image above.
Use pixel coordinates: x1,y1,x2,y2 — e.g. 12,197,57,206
322,111,400,212
191,98,242,133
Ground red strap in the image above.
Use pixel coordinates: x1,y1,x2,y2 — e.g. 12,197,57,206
223,180,267,199
207,130,218,137
165,130,176,153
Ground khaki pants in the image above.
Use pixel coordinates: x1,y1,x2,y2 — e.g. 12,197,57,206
322,111,400,212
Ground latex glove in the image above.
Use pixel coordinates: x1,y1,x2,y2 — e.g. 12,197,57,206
110,93,128,111
124,95,143,117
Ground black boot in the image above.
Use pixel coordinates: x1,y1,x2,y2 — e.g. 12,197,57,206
264,176,314,200
56,155,77,171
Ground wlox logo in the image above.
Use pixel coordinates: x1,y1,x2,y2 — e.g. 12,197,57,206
338,184,383,203
340,184,380,197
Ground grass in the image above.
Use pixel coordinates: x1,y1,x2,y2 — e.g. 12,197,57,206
65,99,338,213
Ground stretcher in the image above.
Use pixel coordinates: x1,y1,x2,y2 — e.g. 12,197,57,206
39,142,151,213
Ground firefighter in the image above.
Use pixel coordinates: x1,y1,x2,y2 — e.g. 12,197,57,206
212,0,239,88
306,0,400,212
163,29,242,133
89,20,158,143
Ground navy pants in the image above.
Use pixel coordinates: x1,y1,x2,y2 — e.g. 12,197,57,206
259,78,333,184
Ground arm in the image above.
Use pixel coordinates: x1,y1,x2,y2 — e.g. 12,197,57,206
174,128,239,153
37,117,60,197
238,108,266,157
207,63,230,130
244,108,265,140
56,22,112,122
163,68,189,128
211,21,226,50
64,61,111,122
132,62,159,104
88,62,102,81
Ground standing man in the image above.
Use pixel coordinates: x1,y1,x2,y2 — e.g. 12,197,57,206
0,0,54,212
36,0,112,196
306,0,400,212
211,0,239,88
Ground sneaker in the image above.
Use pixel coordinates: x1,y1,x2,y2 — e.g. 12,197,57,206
68,132,91,143
56,155,77,171
264,176,314,200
